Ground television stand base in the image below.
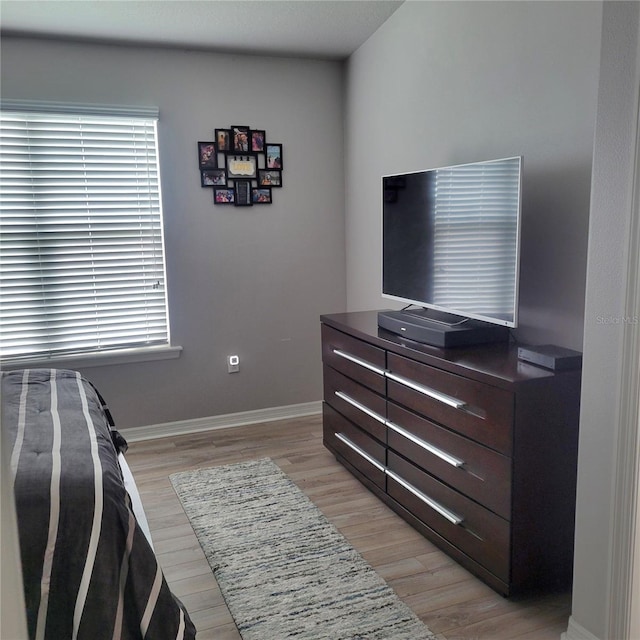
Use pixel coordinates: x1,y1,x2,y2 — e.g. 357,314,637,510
377,310,510,347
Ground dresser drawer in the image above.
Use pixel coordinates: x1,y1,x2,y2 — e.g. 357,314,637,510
323,403,386,490
387,451,510,582
322,324,386,394
386,353,514,455
324,366,386,443
387,402,511,519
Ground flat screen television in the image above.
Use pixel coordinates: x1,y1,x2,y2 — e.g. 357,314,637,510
380,156,522,346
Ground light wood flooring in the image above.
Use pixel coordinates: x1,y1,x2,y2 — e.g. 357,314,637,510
125,415,571,640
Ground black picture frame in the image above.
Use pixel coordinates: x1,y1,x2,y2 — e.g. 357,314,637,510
252,187,272,204
201,168,227,187
198,141,217,169
234,180,252,206
258,169,282,188
265,143,283,170
231,126,251,153
251,130,266,153
215,129,231,152
198,126,282,206
227,155,257,179
214,187,235,204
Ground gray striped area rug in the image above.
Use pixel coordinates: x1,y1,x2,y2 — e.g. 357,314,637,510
170,458,436,640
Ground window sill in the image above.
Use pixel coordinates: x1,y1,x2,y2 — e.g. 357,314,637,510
0,345,183,370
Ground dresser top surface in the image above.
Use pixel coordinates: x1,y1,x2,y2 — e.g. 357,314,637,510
321,311,579,388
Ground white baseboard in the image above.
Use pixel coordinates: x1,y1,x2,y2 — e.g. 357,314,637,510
122,400,322,443
561,616,602,640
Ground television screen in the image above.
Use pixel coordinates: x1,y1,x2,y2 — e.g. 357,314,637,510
382,156,522,328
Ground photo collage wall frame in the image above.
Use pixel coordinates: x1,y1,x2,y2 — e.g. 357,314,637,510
198,126,283,207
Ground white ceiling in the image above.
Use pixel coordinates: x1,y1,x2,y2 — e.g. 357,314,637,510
0,0,404,60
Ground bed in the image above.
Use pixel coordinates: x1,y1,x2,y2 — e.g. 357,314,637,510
1,368,196,640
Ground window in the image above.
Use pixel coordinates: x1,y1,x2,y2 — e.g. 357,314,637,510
432,158,521,317
0,102,172,363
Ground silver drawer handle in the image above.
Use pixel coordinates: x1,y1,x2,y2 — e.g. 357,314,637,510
387,421,464,468
334,391,386,424
332,349,386,376
334,432,385,472
385,371,467,410
386,469,464,526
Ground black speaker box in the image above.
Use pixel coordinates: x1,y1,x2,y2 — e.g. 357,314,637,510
517,344,582,370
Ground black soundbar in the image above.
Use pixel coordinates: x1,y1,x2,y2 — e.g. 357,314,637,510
377,310,510,348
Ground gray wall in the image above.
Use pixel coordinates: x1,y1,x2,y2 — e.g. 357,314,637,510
0,38,347,429
344,1,602,350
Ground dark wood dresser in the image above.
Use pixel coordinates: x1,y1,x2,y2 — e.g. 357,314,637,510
321,311,581,596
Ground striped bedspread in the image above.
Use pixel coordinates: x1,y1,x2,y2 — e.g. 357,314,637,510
1,369,196,640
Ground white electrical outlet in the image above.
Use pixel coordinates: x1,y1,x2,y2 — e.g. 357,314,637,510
227,355,240,373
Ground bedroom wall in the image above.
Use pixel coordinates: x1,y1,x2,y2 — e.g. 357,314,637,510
343,1,602,350
0,37,346,429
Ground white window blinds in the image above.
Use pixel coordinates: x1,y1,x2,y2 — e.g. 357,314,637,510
0,103,170,362
432,158,521,316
